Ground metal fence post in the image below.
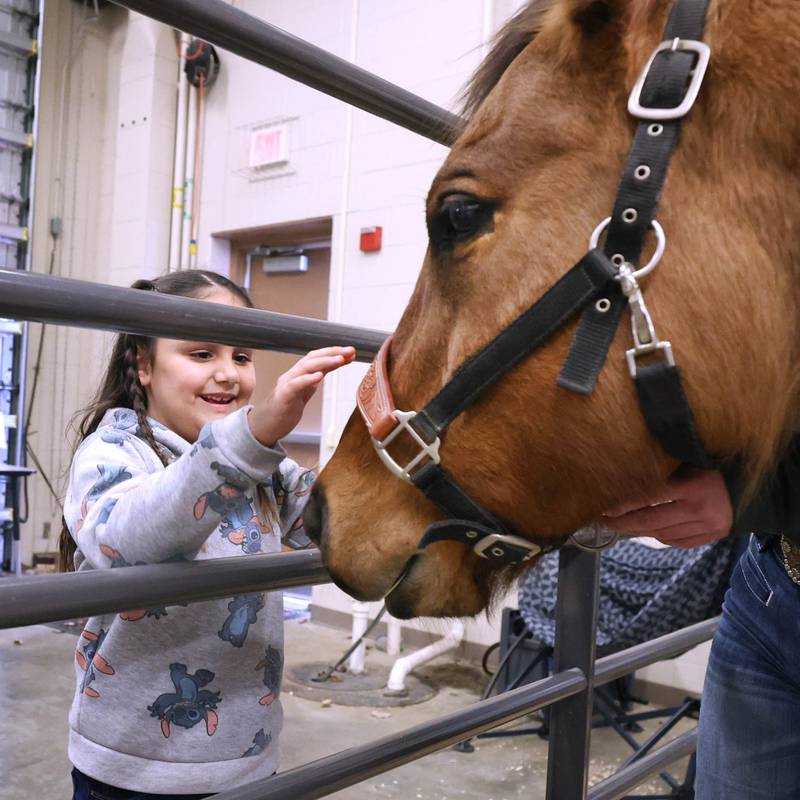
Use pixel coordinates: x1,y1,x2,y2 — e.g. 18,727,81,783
545,547,602,800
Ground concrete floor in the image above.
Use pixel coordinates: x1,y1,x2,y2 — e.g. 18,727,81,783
0,614,694,799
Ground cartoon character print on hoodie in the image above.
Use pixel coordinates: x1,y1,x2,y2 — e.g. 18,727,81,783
242,729,272,758
100,411,171,458
194,462,267,554
81,464,133,518
272,469,315,550
257,646,283,706
75,628,115,698
218,594,265,648
100,409,141,445
77,497,119,535
192,427,217,453
148,662,221,738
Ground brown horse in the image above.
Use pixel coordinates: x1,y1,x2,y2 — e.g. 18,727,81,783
306,0,800,618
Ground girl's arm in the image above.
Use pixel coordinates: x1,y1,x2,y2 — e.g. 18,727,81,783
65,407,285,568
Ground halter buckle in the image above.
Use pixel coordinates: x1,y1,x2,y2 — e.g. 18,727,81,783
628,38,711,121
372,410,441,483
626,340,675,378
471,531,542,563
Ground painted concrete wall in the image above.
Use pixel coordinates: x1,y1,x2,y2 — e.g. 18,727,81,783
21,0,711,693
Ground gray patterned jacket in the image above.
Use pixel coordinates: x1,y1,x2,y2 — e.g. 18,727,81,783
64,406,313,794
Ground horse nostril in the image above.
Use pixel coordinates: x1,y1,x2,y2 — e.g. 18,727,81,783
303,484,327,546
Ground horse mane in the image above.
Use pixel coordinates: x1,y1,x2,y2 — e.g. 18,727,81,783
460,1,554,118
462,0,676,118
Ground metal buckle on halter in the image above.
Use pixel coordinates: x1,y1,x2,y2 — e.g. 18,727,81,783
626,340,675,379
470,531,542,562
372,410,441,483
628,38,711,121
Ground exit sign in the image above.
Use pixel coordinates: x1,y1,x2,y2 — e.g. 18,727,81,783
249,124,289,169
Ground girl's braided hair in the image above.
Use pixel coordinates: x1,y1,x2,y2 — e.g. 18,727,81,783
58,270,254,571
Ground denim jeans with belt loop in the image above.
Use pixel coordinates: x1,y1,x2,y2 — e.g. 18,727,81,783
696,533,800,799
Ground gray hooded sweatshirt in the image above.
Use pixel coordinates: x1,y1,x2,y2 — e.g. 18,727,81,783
63,406,313,794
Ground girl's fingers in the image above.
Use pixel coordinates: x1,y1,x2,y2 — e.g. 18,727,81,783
285,372,324,392
284,353,354,380
297,346,356,362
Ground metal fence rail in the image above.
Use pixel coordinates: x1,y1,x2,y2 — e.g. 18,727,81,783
594,617,719,686
110,0,463,146
0,269,387,359
587,730,698,800
0,550,329,629
214,669,588,800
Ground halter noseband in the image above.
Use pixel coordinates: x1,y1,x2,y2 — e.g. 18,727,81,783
357,0,713,579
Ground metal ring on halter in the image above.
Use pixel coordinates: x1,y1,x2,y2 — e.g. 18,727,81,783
589,217,666,281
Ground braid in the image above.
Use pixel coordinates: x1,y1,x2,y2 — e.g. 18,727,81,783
122,338,169,467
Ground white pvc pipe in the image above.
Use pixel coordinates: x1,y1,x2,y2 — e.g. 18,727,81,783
347,600,370,674
321,0,359,463
168,33,189,272
386,620,465,693
386,614,402,656
181,81,197,270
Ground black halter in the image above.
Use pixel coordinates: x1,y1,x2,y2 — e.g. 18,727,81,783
357,0,712,572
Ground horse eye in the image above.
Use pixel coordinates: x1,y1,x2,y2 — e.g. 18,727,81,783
429,195,494,252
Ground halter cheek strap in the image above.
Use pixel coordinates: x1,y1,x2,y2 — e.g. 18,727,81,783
357,0,714,574
359,251,617,564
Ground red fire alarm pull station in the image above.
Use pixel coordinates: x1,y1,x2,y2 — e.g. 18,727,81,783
360,226,382,252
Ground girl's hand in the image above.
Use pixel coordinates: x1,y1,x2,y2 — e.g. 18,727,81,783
248,346,356,447
601,468,733,548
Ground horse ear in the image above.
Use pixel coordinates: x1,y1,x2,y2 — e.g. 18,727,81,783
567,0,628,36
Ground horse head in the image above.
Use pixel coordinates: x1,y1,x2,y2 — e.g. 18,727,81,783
306,0,800,618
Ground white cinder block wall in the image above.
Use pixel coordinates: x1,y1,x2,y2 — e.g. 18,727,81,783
23,0,711,694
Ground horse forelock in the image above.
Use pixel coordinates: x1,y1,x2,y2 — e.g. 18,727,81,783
461,0,553,118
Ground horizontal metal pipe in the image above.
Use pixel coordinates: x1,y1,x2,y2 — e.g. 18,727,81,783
0,550,328,629
587,729,698,800
215,669,587,800
594,618,719,686
0,270,387,360
110,0,463,146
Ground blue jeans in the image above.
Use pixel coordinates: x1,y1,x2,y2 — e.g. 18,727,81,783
71,768,213,800
696,534,800,799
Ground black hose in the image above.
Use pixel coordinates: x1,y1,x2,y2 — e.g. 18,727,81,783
311,604,387,682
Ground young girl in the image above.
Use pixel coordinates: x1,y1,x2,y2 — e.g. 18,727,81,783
60,269,355,799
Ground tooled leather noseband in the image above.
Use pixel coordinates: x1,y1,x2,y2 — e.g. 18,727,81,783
357,0,713,574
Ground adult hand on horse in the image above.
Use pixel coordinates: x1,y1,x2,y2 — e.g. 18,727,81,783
600,468,733,548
